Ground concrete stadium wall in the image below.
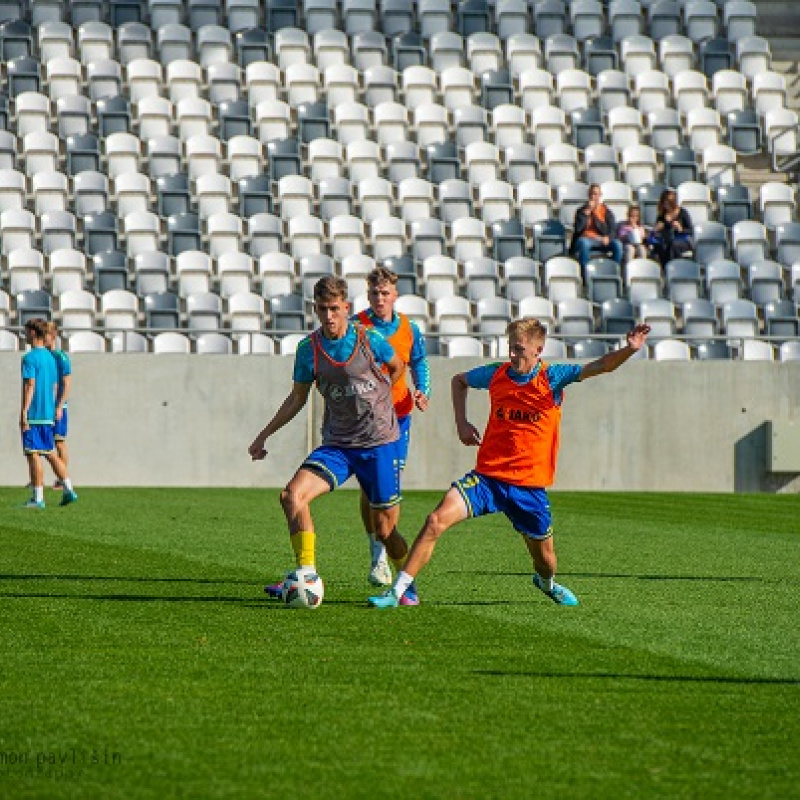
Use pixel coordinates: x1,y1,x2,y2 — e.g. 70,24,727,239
2,353,800,493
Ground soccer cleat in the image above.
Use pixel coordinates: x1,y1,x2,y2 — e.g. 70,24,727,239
399,582,420,606
23,500,45,509
59,490,78,507
368,589,400,608
368,558,393,587
533,574,579,606
264,581,284,599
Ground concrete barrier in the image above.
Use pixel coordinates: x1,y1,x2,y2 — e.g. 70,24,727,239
2,353,799,493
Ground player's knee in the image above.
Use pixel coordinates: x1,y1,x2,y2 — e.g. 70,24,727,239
423,510,448,539
279,486,297,512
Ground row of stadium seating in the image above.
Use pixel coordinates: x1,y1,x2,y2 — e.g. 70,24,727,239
0,0,761,43
3,326,800,363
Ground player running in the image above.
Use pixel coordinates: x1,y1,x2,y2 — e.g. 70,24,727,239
369,318,650,608
354,267,430,589
248,276,420,605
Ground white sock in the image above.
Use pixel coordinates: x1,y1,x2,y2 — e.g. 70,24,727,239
63,478,73,492
536,573,554,593
34,486,44,503
393,570,414,598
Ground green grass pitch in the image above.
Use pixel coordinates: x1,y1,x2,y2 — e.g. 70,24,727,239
1,488,799,799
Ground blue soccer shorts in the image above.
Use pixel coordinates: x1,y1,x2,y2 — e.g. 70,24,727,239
22,424,55,456
453,471,553,540
54,407,68,440
396,414,412,471
303,440,402,509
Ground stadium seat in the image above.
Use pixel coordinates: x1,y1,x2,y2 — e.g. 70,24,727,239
676,181,712,225
759,182,797,231
724,1,757,43
731,220,770,269
682,298,719,340
705,259,742,304
653,338,691,361
665,258,703,304
438,179,474,223
659,34,694,78
695,340,730,360
775,222,800,268
89,247,128,295
764,299,800,339
434,295,472,334
737,35,771,83
700,37,735,78
722,298,759,340
100,289,139,331
716,184,753,228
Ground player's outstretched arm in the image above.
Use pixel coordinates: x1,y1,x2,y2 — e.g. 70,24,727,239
248,381,313,461
579,324,651,382
451,373,482,446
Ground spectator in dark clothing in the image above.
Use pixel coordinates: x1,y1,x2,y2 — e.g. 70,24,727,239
570,184,624,269
649,189,694,266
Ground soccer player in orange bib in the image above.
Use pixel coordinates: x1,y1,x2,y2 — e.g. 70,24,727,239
369,318,650,608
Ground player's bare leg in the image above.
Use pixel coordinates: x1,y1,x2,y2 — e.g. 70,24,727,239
369,487,468,607
25,454,45,508
265,468,331,599
523,535,578,607
361,489,391,586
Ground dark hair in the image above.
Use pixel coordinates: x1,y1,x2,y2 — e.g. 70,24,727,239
657,189,677,217
24,318,49,340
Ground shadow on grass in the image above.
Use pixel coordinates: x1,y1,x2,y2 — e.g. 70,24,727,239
0,573,256,585
463,570,769,583
474,670,800,686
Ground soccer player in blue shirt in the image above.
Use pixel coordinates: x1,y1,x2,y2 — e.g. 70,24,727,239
248,277,420,604
353,268,431,588
46,321,72,489
20,319,78,509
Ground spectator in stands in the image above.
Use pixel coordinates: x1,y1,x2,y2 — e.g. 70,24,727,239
649,190,694,267
570,184,624,270
617,205,649,264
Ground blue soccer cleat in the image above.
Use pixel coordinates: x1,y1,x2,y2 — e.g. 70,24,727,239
59,490,78,507
368,589,400,608
533,574,579,606
23,499,45,509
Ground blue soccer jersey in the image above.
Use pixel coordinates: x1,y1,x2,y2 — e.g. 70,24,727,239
52,348,72,408
292,323,395,384
21,347,58,425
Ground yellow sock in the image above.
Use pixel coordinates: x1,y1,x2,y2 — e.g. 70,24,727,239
290,530,316,568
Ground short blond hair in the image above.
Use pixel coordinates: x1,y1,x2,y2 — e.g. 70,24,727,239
46,321,59,335
507,318,547,342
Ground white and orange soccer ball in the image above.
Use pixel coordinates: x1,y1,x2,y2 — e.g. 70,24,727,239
280,568,325,609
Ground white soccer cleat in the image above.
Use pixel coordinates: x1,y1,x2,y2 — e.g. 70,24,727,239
368,559,393,587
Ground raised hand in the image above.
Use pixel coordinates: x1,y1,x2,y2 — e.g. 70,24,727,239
626,324,651,351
